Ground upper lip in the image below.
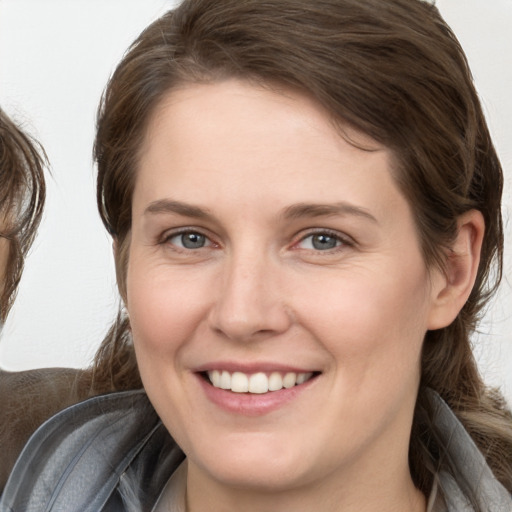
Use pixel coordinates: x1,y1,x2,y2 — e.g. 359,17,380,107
193,361,319,374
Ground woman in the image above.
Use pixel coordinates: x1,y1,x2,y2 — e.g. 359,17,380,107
2,0,511,510
0,109,98,491
0,107,50,487
0,108,45,321
0,109,122,491
0,108,133,493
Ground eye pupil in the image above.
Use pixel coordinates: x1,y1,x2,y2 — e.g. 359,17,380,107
182,232,206,249
312,234,337,250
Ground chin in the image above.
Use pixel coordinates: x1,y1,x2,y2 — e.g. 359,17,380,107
205,460,308,492
189,437,314,491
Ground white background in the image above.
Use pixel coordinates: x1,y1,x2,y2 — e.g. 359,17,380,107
0,0,511,402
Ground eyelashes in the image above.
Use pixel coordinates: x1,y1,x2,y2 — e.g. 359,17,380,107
165,231,213,250
293,229,353,252
159,227,354,256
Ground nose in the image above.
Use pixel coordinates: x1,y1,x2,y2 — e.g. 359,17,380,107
208,253,292,342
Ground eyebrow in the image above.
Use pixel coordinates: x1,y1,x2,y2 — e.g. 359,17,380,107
144,199,212,219
144,199,378,224
283,202,378,223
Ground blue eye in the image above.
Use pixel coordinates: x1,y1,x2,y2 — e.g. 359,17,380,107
168,231,210,249
298,233,342,250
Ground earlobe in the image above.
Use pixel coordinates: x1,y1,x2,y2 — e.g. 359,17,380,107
427,210,485,330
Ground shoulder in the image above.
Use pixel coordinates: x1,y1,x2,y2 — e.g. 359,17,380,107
425,389,512,512
0,390,184,512
0,367,91,490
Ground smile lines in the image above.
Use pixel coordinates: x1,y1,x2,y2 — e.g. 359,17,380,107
206,370,314,394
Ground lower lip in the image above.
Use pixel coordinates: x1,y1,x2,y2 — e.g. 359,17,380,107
196,374,317,416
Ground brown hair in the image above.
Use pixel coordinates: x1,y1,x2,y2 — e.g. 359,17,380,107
0,108,46,321
93,0,512,498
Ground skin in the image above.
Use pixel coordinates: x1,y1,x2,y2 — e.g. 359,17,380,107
126,79,483,512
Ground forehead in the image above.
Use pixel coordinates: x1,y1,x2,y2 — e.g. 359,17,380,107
132,79,408,227
138,80,388,178
143,79,384,155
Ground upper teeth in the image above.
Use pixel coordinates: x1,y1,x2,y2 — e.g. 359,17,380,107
207,370,313,394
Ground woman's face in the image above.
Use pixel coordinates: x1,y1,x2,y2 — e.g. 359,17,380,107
127,80,446,497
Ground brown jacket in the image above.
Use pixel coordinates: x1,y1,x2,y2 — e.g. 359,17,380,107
0,367,93,490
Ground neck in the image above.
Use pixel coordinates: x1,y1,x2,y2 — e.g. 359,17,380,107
185,459,426,512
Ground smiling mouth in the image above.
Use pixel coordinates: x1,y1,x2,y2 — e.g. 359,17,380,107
204,370,318,394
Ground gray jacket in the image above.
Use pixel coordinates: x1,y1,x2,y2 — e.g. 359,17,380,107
0,389,510,511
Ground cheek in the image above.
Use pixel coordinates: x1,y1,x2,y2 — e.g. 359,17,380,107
304,267,430,439
126,257,211,359
294,261,430,382
125,261,209,415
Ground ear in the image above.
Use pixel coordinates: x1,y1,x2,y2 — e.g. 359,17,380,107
427,210,485,330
